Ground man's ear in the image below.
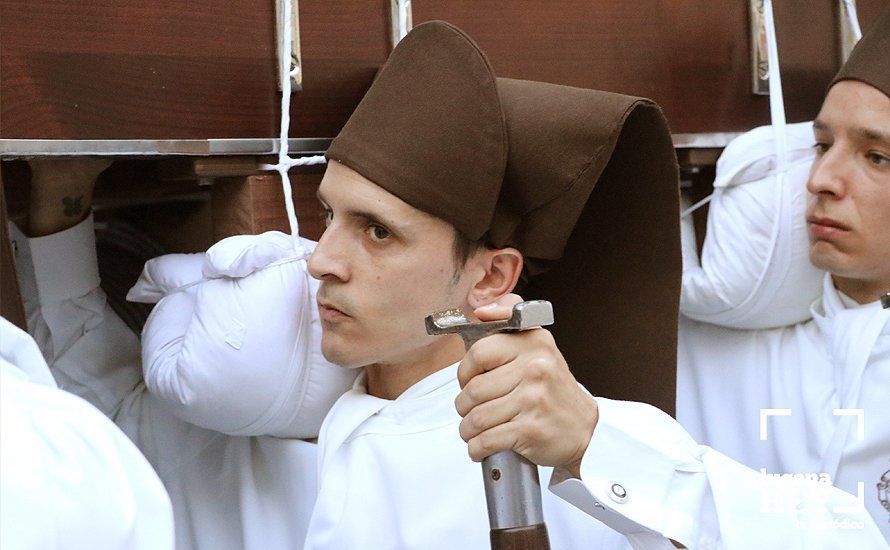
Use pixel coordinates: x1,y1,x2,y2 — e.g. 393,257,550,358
466,248,523,309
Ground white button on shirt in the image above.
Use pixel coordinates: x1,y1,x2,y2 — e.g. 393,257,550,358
609,483,628,503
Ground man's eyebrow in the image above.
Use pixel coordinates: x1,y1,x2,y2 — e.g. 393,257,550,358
345,208,398,230
314,189,400,230
813,119,890,147
857,126,890,147
813,119,829,132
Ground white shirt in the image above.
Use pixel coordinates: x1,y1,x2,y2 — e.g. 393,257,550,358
10,217,885,549
551,396,885,548
9,217,319,550
306,362,633,549
0,316,174,550
678,274,890,543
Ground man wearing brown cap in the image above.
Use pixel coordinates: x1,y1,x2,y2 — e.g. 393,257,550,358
297,18,679,548
297,19,884,549
676,8,890,544
8,14,885,550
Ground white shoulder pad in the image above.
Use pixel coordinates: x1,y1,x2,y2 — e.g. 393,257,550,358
141,233,357,438
127,253,205,304
681,122,825,329
713,121,818,188
203,231,314,279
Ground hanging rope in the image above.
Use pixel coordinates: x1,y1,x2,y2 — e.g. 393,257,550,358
266,0,327,250
681,1,862,219
842,0,863,41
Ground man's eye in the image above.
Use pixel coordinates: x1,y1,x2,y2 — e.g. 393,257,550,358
368,224,391,242
813,142,830,155
867,151,890,167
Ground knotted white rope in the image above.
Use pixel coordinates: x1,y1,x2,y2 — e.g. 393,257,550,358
266,0,326,249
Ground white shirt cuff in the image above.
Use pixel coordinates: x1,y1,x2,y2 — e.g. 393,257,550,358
9,214,100,304
549,397,705,547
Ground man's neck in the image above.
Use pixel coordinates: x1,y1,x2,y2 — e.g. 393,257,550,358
365,335,466,400
832,274,890,305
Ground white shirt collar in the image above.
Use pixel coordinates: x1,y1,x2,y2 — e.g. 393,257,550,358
816,273,884,317
337,361,460,430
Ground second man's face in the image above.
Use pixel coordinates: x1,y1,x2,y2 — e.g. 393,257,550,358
307,161,473,371
807,80,890,287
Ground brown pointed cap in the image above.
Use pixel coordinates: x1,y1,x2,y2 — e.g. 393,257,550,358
325,21,507,240
831,8,890,97
492,78,681,416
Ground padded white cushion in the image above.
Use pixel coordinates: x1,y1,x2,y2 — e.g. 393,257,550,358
126,253,205,303
680,121,825,329
129,231,358,438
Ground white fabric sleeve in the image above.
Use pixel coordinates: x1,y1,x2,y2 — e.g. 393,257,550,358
0,312,57,388
549,397,886,549
8,215,143,416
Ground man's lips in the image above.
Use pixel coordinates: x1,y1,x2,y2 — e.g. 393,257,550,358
317,299,350,321
807,215,851,239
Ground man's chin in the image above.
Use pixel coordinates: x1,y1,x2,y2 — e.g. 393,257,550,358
808,242,856,278
320,338,365,369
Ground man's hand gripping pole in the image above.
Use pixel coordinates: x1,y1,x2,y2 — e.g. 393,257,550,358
426,301,553,550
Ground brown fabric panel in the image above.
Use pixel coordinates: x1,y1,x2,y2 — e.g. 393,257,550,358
492,79,653,263
521,104,681,416
0,175,27,331
831,7,890,97
326,21,507,240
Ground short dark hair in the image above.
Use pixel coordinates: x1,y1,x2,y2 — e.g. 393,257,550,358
451,228,488,282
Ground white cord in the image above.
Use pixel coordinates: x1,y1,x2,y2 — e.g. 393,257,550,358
683,0,783,220
842,0,863,41
680,194,713,218
682,1,860,221
259,156,326,171
398,0,411,41
763,0,787,172
272,0,327,252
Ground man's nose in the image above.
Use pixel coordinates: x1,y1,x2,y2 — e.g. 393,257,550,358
308,226,349,282
806,147,848,199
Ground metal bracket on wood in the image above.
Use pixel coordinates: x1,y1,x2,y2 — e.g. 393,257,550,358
0,138,331,158
749,0,769,96
390,0,413,49
275,0,303,92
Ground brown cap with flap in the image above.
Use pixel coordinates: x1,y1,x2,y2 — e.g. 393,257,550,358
328,21,681,415
831,8,890,97
492,78,680,415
